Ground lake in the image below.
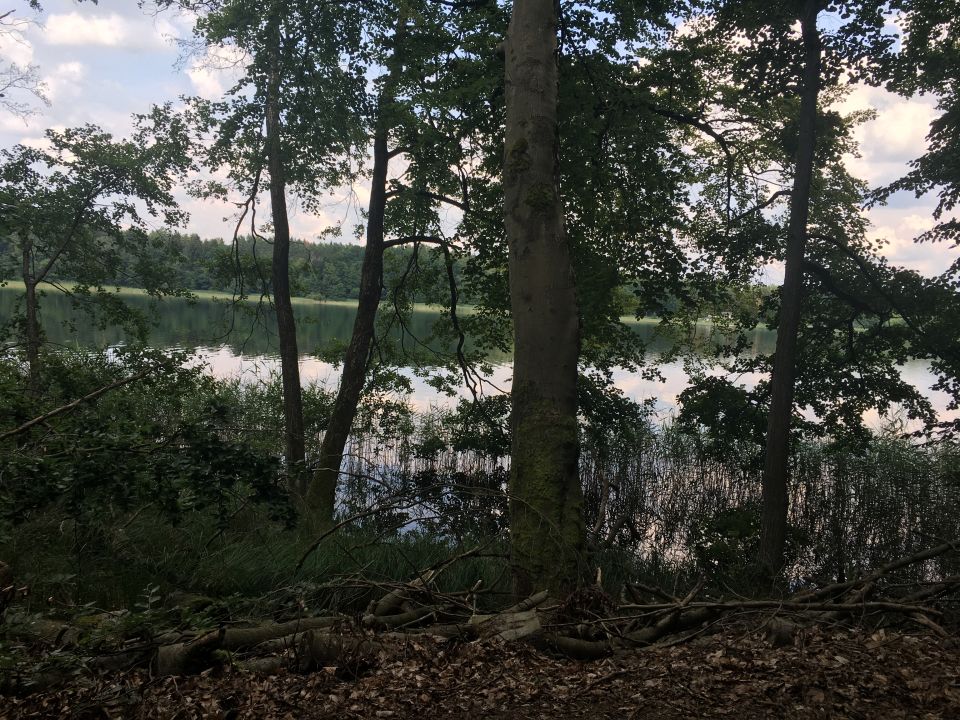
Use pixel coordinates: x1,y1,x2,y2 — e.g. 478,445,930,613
1,286,954,426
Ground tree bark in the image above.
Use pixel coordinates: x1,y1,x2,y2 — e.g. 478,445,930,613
503,0,585,597
308,96,391,525
266,24,307,496
21,243,41,394
758,0,822,578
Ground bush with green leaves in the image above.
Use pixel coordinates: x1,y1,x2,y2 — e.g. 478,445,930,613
0,347,290,529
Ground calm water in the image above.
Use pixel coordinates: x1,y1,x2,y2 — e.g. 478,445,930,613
1,288,954,426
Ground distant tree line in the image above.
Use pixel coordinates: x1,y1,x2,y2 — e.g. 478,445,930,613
0,228,464,303
155,231,374,300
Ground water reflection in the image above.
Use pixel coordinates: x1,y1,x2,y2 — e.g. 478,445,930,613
1,287,954,425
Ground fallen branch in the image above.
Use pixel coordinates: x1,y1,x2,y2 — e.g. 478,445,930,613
792,540,960,603
619,600,941,615
0,368,155,441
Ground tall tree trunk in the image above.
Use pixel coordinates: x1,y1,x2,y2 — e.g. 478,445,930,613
21,244,41,394
266,25,307,496
304,16,408,528
503,0,585,597
307,107,390,525
758,1,822,578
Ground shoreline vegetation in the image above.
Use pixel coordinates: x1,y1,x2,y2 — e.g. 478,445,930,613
0,279,666,326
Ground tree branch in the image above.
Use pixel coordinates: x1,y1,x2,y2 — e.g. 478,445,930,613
0,368,155,441
732,189,792,223
384,185,471,213
382,234,456,250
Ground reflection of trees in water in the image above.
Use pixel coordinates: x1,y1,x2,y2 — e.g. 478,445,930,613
0,288,777,361
0,290,474,359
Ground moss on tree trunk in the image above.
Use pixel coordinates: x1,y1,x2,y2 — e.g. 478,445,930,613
503,0,586,597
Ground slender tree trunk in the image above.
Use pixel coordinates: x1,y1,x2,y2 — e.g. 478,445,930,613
307,107,390,525
266,25,307,496
503,0,585,597
304,16,409,528
758,0,822,578
21,244,41,394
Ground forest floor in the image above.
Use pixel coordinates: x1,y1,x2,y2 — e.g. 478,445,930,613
5,624,959,719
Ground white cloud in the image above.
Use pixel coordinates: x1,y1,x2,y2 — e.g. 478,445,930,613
42,61,85,102
867,206,956,276
837,84,938,186
18,133,55,151
45,12,127,47
44,12,166,50
187,45,247,100
186,63,225,100
288,205,340,241
0,27,35,66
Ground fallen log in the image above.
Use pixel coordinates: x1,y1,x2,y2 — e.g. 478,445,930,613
505,590,550,614
469,609,542,642
154,628,224,676
618,600,941,615
372,571,437,618
212,616,342,650
902,575,960,603
296,629,385,672
152,616,342,675
363,605,442,629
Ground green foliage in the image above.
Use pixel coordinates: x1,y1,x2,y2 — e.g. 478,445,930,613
0,111,196,342
0,348,290,530
690,505,761,576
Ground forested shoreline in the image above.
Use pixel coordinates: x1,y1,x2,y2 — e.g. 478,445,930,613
1,230,465,303
3,0,960,716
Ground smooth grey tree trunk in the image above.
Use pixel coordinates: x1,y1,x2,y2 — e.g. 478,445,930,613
503,0,586,597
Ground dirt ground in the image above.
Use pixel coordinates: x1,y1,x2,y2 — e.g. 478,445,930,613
5,626,960,719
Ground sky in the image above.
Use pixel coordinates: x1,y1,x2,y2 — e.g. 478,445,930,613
0,0,954,278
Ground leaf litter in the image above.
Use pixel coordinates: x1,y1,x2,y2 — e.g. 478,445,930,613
5,624,960,719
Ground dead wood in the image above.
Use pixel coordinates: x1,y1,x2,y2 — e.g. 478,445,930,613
154,627,224,676
363,605,443,629
0,368,155,441
627,581,679,604
4,617,81,647
469,609,541,641
763,617,799,647
236,655,286,673
618,599,940,615
624,607,718,647
542,633,612,660
902,574,960,603
505,590,550,613
908,611,951,638
385,622,475,640
0,560,12,603
792,540,960,603
212,616,342,650
8,544,960,686
296,629,385,671
372,570,436,617
150,616,344,675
